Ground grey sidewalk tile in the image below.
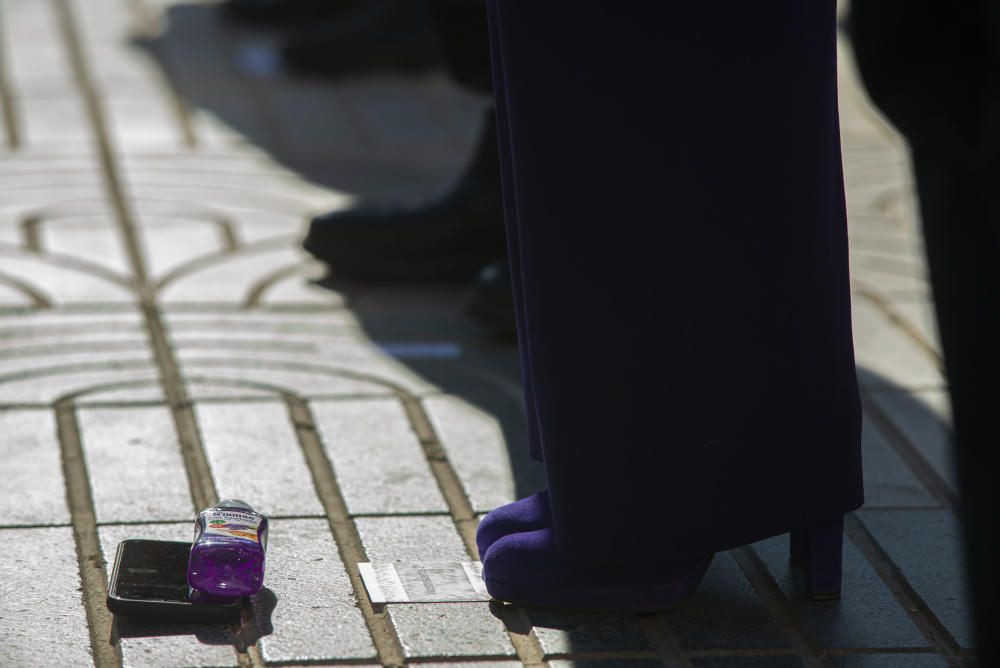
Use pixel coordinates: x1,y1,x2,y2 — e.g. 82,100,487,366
856,510,973,648
829,653,949,667
40,220,132,275
179,357,384,400
98,523,241,668
390,602,518,658
0,253,137,304
0,526,94,667
105,97,186,150
253,518,377,663
19,96,93,146
424,394,517,513
866,388,957,490
660,552,789,651
195,401,325,517
890,300,942,353
860,421,938,508
528,609,653,656
355,516,469,562
853,300,943,390
312,398,449,515
79,406,195,523
0,364,164,404
0,311,144,344
751,534,929,649
0,409,70,525
354,515,515,659
164,310,361,336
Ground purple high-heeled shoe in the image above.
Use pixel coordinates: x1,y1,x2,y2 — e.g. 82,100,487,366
789,515,845,600
482,514,847,610
482,527,712,611
476,491,551,558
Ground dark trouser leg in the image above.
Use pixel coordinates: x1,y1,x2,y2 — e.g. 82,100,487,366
487,0,862,565
486,0,541,460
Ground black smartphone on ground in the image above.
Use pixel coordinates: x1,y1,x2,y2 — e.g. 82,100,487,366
107,539,242,623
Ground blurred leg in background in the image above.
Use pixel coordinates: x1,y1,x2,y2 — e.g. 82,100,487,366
296,2,509,287
851,3,999,664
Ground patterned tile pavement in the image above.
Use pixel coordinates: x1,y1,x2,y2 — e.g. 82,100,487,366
0,1,976,666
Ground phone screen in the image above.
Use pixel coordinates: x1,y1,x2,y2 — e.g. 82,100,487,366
114,540,191,602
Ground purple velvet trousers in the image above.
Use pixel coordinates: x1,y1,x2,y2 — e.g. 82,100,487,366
486,0,864,566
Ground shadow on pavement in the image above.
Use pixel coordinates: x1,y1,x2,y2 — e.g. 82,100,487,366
114,587,277,648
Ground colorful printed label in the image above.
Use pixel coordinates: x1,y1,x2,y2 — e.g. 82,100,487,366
201,509,262,544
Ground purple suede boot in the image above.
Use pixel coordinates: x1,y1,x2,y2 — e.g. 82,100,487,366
482,527,712,611
476,491,551,558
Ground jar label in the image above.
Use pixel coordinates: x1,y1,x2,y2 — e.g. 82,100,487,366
202,509,262,543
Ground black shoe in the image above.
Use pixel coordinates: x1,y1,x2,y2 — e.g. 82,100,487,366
303,112,505,282
465,261,516,340
222,0,357,26
280,0,442,78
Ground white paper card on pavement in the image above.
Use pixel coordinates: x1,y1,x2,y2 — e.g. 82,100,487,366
358,561,490,603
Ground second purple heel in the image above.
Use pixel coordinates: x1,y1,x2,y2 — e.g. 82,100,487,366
789,515,844,601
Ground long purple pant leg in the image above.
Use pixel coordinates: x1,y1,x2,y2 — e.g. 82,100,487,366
487,0,864,566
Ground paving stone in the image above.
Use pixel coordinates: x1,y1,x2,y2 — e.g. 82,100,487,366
0,311,145,345
751,534,929,649
889,300,942,354
0,526,94,667
157,246,308,304
78,406,195,523
389,603,517,659
0,346,153,382
21,96,92,145
0,363,164,404
165,310,362,337
424,394,517,513
259,269,335,306
355,516,468,562
852,299,943,390
529,609,653,656
0,409,69,525
251,518,376,663
866,388,957,490
354,514,514,659
106,98,186,149
0,283,33,307
312,399,448,515
195,401,324,517
179,357,388,400
661,552,789,651
829,653,948,667
0,253,137,303
39,218,132,275
139,222,231,281
856,510,973,648
98,523,241,668
860,420,938,508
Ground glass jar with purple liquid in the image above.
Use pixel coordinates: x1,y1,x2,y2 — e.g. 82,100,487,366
188,499,268,598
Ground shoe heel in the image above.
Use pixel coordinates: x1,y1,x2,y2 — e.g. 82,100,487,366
788,516,844,601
